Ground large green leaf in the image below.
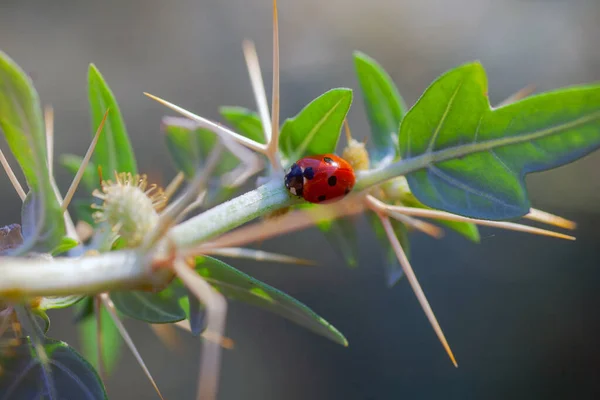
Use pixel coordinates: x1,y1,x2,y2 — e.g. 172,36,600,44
399,62,600,220
163,117,240,179
110,289,186,324
76,298,123,376
279,88,352,165
0,51,64,252
191,256,348,346
88,64,137,177
219,106,265,144
354,51,406,163
0,337,107,399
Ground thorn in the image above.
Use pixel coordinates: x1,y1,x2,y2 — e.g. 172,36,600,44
62,108,109,212
0,148,26,201
264,0,281,172
150,323,182,352
203,247,317,266
173,258,228,400
242,39,272,143
525,208,577,230
385,205,576,241
143,92,267,154
172,320,235,350
97,165,104,186
378,215,458,368
100,293,165,400
163,171,185,202
343,119,353,143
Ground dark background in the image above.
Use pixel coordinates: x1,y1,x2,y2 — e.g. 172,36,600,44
2,0,600,399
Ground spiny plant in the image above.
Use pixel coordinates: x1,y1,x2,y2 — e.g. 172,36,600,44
0,0,598,398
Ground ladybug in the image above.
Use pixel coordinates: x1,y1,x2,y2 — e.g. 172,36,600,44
284,154,356,204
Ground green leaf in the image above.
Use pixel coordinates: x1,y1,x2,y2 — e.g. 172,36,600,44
279,88,352,164
76,299,122,377
50,236,80,256
354,51,406,163
219,106,265,144
88,64,137,176
60,154,98,192
399,61,600,220
163,117,240,179
316,217,359,268
30,309,50,334
0,337,107,399
178,290,206,336
39,295,84,310
366,211,407,287
191,256,348,346
110,289,186,324
0,51,65,252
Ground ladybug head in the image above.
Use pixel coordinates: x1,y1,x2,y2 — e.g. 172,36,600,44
284,163,304,197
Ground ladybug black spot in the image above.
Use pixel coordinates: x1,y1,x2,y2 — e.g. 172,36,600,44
344,188,351,195
327,176,337,186
318,195,327,202
323,156,333,164
303,167,315,180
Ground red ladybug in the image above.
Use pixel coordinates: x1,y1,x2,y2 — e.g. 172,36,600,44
284,154,356,204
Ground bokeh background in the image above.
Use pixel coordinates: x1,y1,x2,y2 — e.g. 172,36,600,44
2,0,600,398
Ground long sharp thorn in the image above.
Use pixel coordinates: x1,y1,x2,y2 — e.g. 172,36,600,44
100,293,165,400
387,210,445,239
171,320,235,350
62,108,109,212
144,92,266,154
378,215,458,367
174,258,228,400
0,148,26,201
242,40,272,142
386,205,575,241
44,105,54,176
525,208,577,230
266,0,281,170
163,171,185,202
204,247,317,266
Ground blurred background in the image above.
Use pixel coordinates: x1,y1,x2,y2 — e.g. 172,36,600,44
2,0,600,398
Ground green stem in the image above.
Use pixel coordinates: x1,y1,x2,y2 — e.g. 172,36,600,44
169,178,298,250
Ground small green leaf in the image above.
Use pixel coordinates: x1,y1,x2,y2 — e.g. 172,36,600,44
39,295,84,310
88,64,137,176
50,236,80,256
0,51,65,252
219,106,265,144
279,88,352,164
76,299,122,377
30,309,51,334
316,217,359,268
367,211,407,287
191,256,348,346
110,289,186,324
163,117,240,179
354,51,406,163
399,61,600,220
60,154,98,192
0,337,108,399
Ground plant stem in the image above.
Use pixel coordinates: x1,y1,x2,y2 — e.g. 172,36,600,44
0,251,150,297
169,178,297,250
